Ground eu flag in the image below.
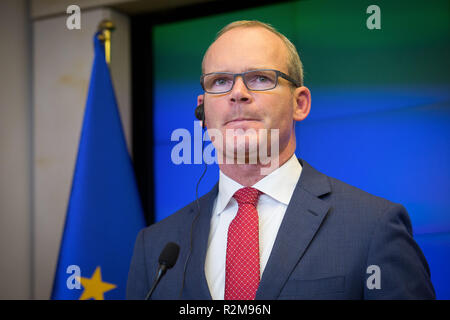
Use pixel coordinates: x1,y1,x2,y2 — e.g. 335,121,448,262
51,31,146,300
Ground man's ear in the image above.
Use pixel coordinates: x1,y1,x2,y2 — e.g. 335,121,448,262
197,94,204,107
196,94,205,127
292,86,311,122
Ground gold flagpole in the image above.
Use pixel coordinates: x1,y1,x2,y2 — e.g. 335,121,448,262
97,20,115,66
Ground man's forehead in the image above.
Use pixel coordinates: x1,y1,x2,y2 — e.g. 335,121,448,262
203,26,288,74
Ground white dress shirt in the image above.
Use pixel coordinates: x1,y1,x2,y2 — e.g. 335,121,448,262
204,154,303,300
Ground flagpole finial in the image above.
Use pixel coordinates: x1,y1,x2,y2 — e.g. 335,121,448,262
97,19,115,65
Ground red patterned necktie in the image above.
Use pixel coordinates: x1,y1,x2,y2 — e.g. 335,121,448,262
225,187,262,300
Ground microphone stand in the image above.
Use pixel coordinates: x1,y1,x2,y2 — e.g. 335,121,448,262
145,264,168,300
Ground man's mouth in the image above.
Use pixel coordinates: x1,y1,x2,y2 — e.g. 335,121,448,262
225,118,260,125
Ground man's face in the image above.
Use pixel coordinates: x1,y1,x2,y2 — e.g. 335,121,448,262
199,27,308,164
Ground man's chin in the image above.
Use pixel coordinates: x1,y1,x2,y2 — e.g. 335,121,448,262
223,141,277,165
208,127,279,166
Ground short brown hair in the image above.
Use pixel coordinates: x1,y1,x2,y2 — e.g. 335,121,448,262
202,20,304,86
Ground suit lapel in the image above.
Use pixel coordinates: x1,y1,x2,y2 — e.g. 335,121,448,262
256,159,332,300
183,184,218,300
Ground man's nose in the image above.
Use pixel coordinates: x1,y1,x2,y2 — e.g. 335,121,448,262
229,76,251,103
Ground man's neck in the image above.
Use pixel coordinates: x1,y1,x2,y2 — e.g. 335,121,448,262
218,150,295,186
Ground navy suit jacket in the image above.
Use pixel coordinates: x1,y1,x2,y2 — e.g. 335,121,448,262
127,159,435,299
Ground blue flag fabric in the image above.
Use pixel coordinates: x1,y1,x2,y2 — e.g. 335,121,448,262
51,32,146,300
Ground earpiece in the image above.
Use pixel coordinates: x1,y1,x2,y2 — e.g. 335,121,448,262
195,103,204,122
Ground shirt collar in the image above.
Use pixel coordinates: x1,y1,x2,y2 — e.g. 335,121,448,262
215,154,302,215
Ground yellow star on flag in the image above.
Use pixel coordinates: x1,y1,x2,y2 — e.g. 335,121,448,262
78,266,117,300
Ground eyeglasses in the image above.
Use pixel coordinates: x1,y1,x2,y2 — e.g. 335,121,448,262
200,69,301,94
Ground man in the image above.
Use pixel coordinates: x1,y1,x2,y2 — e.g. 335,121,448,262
127,20,435,299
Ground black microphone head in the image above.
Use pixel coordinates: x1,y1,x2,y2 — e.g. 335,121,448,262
158,242,180,269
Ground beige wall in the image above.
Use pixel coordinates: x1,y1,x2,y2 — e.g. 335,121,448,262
0,0,32,299
0,0,131,299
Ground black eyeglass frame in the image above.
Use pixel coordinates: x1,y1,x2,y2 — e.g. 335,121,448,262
200,69,301,94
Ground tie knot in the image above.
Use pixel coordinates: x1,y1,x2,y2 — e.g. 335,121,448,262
233,187,261,207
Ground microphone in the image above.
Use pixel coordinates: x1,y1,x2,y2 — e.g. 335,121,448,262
145,242,180,300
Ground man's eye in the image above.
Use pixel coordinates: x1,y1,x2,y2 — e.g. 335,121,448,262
214,78,227,85
248,74,274,84
256,76,268,82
